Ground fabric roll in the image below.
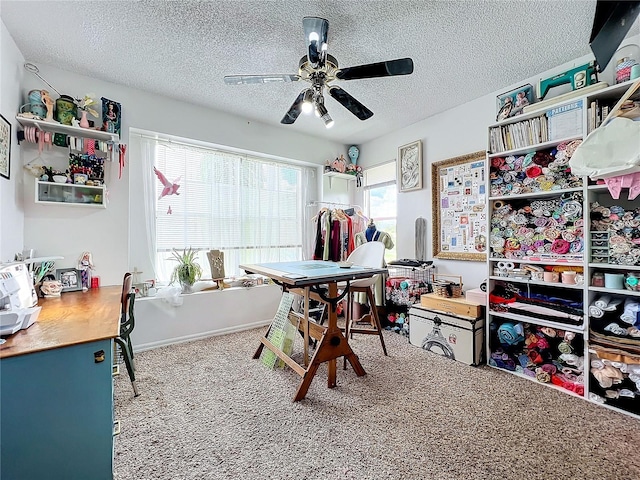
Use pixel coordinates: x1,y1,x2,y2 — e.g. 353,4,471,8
620,312,638,324
622,300,640,325
595,296,612,310
602,298,623,311
589,305,605,318
624,300,640,313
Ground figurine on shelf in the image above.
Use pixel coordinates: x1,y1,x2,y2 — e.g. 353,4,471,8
41,90,55,122
77,251,94,291
41,166,54,182
331,155,346,173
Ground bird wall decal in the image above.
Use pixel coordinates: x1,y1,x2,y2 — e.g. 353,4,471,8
153,166,181,199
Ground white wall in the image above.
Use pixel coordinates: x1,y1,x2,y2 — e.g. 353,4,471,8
131,285,282,351
0,21,25,262
358,36,640,291
10,64,344,285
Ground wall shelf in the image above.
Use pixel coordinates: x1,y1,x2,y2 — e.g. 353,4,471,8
35,179,107,208
323,171,357,188
16,116,119,143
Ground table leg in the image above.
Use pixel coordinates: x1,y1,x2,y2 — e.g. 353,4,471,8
256,281,366,402
303,287,310,366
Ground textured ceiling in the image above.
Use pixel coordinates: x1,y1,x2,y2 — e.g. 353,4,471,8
1,0,606,144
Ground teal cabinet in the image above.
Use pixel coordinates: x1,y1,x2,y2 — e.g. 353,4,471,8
1,339,114,479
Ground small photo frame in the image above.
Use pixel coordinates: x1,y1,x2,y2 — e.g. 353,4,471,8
0,113,11,180
101,97,121,136
496,84,535,121
74,173,88,185
56,268,83,292
397,140,422,192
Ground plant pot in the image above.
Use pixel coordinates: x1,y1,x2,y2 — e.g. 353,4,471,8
180,282,194,294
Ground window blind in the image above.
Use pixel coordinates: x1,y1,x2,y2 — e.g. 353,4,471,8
142,137,313,281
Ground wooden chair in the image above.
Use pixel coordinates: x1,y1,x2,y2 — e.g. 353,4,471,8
342,242,388,368
114,272,140,397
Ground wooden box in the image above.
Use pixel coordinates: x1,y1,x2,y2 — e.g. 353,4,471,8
420,293,483,319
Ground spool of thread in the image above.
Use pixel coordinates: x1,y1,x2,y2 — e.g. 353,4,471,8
631,64,640,81
605,273,625,290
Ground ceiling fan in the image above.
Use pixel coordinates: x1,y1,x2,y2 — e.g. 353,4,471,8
223,16,414,128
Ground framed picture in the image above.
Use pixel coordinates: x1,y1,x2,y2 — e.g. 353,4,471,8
431,151,487,262
496,84,535,121
101,97,121,136
0,113,11,180
56,268,83,292
397,140,422,192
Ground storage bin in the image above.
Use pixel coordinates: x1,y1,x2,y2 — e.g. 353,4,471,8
465,288,486,306
409,305,484,366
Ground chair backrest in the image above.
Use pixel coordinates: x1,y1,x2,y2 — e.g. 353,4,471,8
121,272,133,318
120,292,136,337
347,242,386,288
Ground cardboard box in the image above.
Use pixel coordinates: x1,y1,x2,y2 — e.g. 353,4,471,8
465,288,487,306
420,293,484,319
409,305,484,366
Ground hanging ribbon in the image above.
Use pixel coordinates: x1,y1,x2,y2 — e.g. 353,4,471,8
119,143,127,179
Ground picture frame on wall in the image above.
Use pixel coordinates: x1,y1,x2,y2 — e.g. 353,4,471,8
56,268,83,292
431,151,487,262
101,97,121,136
397,140,422,192
0,113,11,180
496,84,535,121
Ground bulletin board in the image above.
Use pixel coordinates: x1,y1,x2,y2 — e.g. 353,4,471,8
431,151,487,261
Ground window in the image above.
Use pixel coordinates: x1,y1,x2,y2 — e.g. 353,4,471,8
138,135,314,282
363,162,397,263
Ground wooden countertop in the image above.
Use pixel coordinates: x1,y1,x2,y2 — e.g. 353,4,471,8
0,286,121,359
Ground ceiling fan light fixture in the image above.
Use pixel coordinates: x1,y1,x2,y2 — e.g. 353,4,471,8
301,89,314,114
315,103,333,128
322,113,334,129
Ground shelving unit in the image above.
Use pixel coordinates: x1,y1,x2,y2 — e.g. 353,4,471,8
485,80,640,418
17,114,116,208
34,179,107,208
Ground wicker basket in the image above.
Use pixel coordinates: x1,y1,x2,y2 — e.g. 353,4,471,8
432,274,463,298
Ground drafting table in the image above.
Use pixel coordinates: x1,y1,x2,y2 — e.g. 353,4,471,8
240,260,387,401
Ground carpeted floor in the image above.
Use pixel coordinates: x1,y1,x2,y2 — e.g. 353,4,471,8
114,328,640,480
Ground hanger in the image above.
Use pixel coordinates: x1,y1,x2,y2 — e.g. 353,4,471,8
24,152,45,178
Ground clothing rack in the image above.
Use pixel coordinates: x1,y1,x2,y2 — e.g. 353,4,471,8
306,201,364,210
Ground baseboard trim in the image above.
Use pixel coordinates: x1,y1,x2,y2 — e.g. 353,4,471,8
134,319,272,352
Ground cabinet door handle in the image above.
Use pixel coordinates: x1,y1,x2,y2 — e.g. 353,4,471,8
113,420,121,436
112,364,120,376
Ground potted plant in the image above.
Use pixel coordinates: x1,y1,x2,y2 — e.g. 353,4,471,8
169,248,202,294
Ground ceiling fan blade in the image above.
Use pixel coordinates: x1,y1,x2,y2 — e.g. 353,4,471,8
303,17,329,68
328,86,373,120
224,74,300,85
280,91,306,124
336,58,414,81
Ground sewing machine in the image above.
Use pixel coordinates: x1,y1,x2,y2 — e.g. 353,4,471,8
538,62,598,100
0,262,41,336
